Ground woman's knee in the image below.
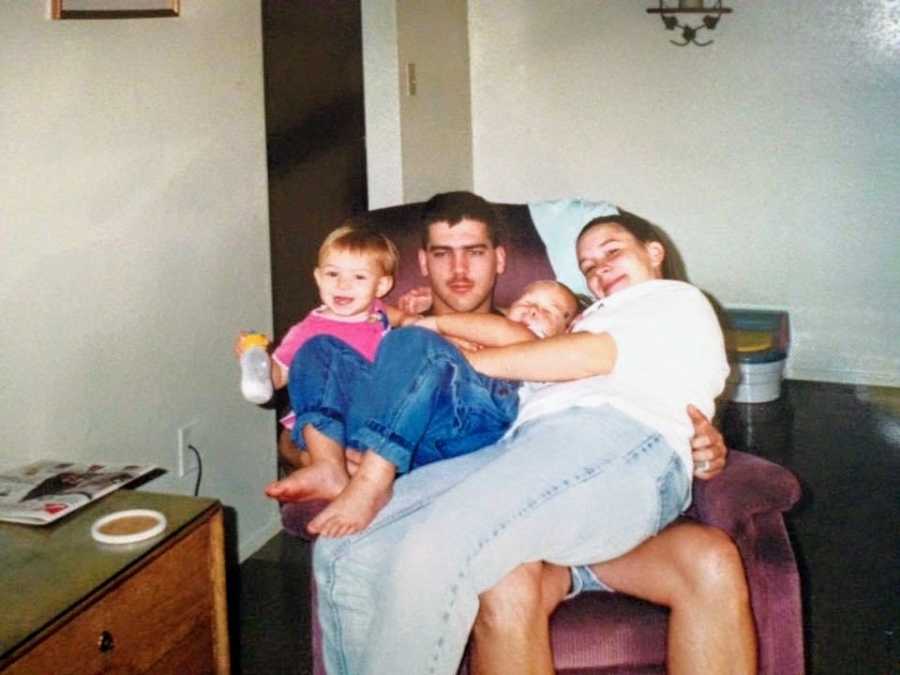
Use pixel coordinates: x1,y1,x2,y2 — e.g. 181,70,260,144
477,563,545,628
680,526,749,604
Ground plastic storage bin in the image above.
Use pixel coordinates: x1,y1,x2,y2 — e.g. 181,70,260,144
724,309,790,403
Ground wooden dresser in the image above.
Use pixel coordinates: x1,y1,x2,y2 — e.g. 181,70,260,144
0,490,230,674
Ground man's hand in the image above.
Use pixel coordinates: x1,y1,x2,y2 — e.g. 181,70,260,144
687,404,727,479
398,286,433,315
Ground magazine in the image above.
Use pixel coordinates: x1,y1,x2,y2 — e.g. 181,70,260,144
0,459,157,526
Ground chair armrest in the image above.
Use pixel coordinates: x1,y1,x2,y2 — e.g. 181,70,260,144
687,450,802,535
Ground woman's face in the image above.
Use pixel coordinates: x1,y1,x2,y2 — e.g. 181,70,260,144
576,223,664,299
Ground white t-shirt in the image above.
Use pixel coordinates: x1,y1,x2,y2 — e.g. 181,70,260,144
512,280,729,471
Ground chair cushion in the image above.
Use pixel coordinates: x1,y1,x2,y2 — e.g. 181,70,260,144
549,592,668,673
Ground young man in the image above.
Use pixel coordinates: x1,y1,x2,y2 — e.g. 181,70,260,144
313,191,755,674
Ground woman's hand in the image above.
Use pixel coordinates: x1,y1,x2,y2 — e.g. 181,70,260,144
447,336,484,352
687,404,727,479
398,286,433,315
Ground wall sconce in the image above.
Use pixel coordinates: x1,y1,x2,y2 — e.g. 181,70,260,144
646,1,733,47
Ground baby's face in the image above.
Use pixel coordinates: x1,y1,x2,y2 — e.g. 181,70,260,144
507,281,578,338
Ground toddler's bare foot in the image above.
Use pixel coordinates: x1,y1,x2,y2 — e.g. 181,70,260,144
307,453,396,537
265,461,349,503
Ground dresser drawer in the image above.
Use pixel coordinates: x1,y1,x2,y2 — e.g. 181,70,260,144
6,515,223,675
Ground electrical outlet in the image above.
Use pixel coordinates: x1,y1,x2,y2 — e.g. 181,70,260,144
176,420,200,478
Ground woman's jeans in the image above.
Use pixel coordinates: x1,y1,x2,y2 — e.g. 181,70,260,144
313,405,691,675
288,328,519,473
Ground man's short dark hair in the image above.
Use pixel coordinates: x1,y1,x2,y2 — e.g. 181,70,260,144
419,191,502,247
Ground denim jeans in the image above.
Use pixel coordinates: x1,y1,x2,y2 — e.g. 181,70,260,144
354,327,519,472
288,329,519,473
287,335,374,450
314,405,690,675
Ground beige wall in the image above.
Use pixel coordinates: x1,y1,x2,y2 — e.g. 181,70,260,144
397,0,473,201
363,0,899,385
0,2,280,559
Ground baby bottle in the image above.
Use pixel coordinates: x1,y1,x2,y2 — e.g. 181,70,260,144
239,333,273,404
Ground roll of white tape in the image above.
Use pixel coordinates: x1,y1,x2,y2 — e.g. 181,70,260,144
91,509,167,545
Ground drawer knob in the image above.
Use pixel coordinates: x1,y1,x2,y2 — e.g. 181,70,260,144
98,630,115,653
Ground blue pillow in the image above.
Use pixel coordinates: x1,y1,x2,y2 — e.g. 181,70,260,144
528,199,619,297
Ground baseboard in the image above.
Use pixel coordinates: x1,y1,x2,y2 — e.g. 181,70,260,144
785,365,899,388
238,513,286,563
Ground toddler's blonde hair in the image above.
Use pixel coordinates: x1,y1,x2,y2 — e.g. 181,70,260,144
319,224,399,278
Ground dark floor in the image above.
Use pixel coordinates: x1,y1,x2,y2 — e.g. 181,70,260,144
234,380,900,674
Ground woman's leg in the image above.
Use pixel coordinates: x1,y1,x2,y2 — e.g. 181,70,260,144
314,444,509,675
589,520,757,674
360,407,687,675
471,521,757,675
470,562,567,675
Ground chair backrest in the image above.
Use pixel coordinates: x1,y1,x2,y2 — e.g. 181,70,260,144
365,202,557,309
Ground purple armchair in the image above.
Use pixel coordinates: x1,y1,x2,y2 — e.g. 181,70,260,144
280,201,804,674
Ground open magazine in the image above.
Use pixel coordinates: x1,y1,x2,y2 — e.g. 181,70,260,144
0,460,157,526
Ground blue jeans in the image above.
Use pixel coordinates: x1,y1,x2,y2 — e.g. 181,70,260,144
287,335,374,450
313,405,690,675
288,329,519,473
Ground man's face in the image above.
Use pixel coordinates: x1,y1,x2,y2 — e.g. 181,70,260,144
418,219,506,315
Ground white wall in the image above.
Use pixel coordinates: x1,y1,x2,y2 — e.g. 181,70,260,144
362,0,405,209
0,1,280,559
467,0,900,386
363,0,473,206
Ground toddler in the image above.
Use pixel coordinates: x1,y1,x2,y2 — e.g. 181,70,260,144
237,224,405,496
296,279,580,536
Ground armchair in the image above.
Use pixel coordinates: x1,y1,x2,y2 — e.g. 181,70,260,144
280,200,804,674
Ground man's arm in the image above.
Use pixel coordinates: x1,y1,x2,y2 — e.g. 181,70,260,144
421,313,537,347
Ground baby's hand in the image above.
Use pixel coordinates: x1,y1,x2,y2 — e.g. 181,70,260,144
234,331,270,358
234,332,249,358
398,286,433,315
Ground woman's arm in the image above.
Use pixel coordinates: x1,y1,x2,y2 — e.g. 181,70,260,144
465,331,617,382
425,313,537,347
